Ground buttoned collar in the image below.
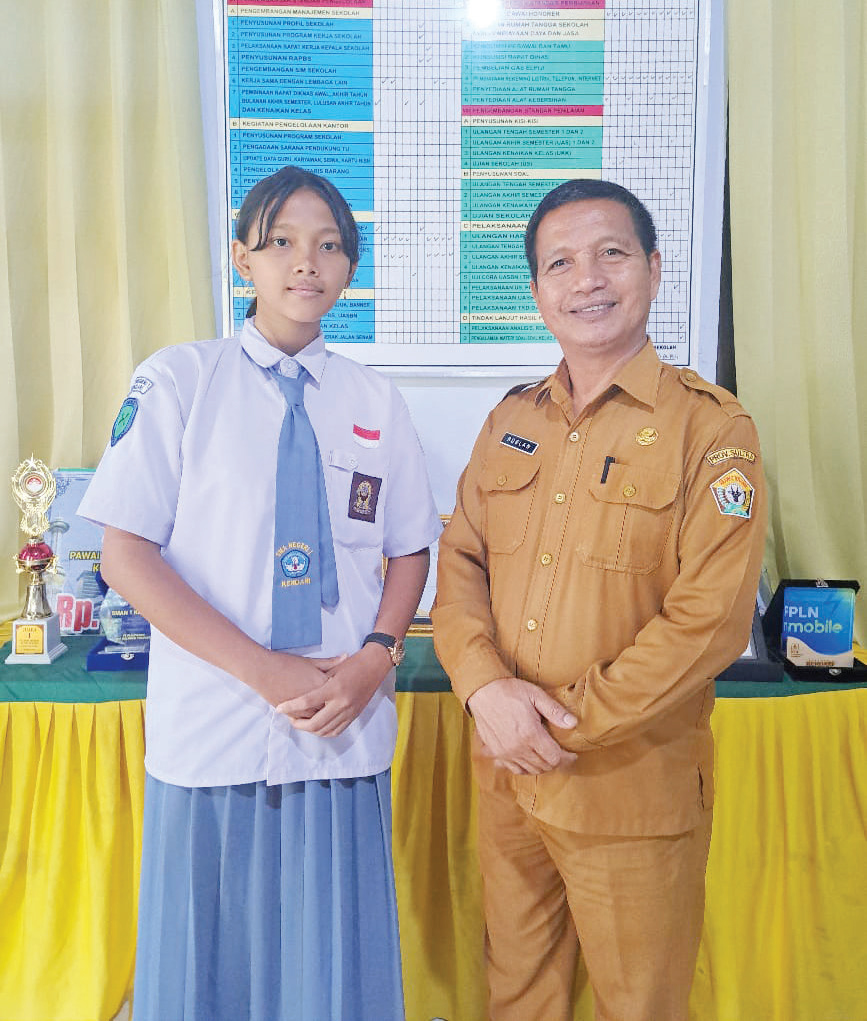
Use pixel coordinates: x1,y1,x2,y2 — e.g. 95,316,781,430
537,338,662,412
239,318,328,384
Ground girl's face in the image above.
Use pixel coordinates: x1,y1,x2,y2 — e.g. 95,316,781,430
231,188,356,354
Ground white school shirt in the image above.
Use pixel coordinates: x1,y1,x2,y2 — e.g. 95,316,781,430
78,321,442,787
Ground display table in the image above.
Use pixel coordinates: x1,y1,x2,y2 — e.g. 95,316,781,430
1,638,866,1021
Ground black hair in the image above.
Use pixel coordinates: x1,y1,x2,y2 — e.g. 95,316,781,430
235,166,360,318
524,179,657,281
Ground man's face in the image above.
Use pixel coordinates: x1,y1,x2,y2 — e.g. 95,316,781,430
529,199,661,364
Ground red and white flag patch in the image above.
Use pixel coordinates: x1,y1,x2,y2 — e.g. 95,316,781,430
352,424,381,448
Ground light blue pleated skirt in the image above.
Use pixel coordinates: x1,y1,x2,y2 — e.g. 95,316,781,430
132,771,404,1021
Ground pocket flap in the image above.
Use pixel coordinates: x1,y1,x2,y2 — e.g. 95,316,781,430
480,457,541,493
588,462,680,509
328,447,360,472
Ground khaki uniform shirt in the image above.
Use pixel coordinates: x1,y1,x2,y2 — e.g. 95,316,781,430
432,341,767,835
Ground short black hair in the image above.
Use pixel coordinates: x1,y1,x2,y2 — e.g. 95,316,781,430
235,165,360,264
524,179,657,281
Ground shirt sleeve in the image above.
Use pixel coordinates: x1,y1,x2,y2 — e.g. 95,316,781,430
77,360,185,546
432,411,514,704
565,410,767,750
380,385,443,559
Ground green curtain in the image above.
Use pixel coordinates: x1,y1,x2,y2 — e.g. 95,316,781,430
728,1,867,638
0,0,215,621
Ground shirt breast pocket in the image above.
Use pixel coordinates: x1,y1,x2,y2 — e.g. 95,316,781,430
480,457,541,554
577,462,681,574
326,447,386,551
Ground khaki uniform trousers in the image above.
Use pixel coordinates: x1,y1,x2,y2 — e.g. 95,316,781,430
478,780,713,1021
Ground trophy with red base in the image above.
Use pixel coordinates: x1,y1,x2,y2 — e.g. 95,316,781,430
5,457,67,664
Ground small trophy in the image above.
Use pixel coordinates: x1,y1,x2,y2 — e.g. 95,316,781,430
5,457,68,664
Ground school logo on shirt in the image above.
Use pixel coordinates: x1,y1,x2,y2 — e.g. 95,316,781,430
709,468,754,519
277,542,312,585
348,472,382,523
110,398,138,446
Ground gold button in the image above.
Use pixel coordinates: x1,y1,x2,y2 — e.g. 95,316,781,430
569,431,580,443
497,474,507,486
526,619,538,631
540,553,552,566
554,492,566,504
622,484,637,498
683,370,697,382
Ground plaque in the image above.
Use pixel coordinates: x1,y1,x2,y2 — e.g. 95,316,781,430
5,457,68,664
85,587,151,671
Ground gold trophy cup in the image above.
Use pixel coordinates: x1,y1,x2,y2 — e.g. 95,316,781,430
5,457,67,664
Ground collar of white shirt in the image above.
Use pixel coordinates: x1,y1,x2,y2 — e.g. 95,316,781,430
239,318,327,384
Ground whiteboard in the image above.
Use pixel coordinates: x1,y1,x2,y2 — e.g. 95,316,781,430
197,0,725,376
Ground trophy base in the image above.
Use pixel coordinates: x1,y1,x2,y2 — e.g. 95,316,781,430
5,614,68,665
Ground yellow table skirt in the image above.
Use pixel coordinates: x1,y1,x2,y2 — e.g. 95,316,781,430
0,701,146,1021
2,690,866,1021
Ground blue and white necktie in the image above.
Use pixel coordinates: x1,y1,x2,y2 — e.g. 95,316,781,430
270,365,339,649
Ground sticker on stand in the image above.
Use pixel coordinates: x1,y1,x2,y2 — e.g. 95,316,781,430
353,424,381,448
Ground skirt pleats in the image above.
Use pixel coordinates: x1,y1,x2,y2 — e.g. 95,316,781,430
132,771,404,1021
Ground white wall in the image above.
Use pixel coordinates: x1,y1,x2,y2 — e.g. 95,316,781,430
390,372,543,514
387,371,547,615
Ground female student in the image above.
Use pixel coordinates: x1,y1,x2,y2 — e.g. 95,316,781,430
79,166,441,1020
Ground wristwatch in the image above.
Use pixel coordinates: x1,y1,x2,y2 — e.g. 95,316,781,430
362,632,406,667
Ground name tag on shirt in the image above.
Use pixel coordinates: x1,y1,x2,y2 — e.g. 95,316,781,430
500,432,538,456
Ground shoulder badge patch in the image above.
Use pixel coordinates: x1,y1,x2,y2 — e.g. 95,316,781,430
705,446,756,466
710,468,754,519
500,432,538,455
129,375,154,395
110,397,139,446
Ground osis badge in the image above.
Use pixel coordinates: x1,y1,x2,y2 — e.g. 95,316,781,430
709,468,754,519
348,472,382,522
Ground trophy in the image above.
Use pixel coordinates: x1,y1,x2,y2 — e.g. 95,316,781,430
5,457,68,664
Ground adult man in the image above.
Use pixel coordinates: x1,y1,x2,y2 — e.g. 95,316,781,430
432,180,766,1021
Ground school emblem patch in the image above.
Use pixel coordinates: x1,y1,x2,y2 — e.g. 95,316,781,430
710,468,754,519
348,472,382,522
110,398,139,446
280,547,311,580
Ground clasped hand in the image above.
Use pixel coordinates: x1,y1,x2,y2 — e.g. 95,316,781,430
468,677,579,774
274,644,391,738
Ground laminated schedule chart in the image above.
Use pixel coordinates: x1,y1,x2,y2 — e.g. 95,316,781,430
219,0,719,366
461,2,604,344
227,0,376,341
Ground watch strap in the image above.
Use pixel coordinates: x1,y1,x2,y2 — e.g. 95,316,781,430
362,632,403,665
